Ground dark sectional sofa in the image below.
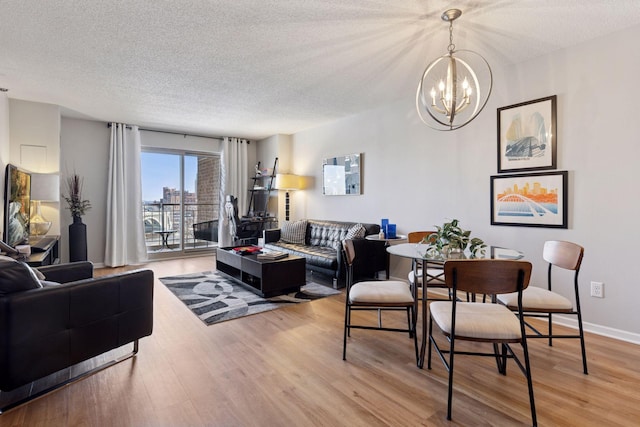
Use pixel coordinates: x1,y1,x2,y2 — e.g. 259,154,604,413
263,219,387,287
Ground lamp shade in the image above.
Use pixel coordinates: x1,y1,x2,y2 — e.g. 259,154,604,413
30,173,60,202
275,174,301,191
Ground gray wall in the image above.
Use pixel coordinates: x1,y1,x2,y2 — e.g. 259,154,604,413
5,99,61,238
287,24,640,341
60,118,110,263
0,93,9,238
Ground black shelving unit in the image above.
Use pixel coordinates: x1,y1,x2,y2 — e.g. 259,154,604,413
247,157,278,217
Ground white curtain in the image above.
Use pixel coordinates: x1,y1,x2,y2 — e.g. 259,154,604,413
218,137,248,247
105,123,148,266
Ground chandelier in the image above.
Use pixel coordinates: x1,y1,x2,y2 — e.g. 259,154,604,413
416,9,492,131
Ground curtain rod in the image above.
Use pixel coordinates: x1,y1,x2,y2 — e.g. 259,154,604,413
106,123,233,142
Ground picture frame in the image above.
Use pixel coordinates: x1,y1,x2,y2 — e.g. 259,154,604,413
497,95,557,173
3,164,32,246
490,170,568,228
322,153,361,195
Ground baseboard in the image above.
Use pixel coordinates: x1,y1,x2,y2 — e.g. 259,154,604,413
551,315,640,345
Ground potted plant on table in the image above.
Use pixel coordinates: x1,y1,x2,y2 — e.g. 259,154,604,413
422,218,486,258
63,173,91,261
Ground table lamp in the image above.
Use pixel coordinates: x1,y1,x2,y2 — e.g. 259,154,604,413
274,174,302,221
30,173,60,237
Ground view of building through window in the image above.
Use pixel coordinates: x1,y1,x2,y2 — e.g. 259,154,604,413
141,150,220,253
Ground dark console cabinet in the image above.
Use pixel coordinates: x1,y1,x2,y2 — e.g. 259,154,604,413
26,235,60,267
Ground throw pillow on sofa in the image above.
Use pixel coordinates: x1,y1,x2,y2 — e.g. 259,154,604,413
0,254,46,280
281,220,307,244
0,257,43,296
345,223,366,240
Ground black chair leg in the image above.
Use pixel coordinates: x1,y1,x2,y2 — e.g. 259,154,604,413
446,336,456,421
411,306,419,366
493,343,507,374
501,343,508,375
548,312,553,346
343,303,349,360
521,337,537,426
577,311,589,374
427,314,434,369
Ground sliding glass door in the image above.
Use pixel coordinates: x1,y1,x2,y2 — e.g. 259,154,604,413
141,149,220,256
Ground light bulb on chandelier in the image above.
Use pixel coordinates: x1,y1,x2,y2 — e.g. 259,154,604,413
416,9,492,131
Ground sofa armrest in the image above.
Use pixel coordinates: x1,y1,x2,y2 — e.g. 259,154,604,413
37,261,94,283
264,228,281,243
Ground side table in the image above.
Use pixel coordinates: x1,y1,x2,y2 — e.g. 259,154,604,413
154,230,176,248
365,234,407,279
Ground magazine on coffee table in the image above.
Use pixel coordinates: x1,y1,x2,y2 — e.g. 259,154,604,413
257,250,288,260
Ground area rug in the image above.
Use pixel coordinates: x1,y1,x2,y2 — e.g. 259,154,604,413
159,271,340,326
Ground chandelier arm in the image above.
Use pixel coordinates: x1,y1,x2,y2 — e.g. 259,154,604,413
416,86,454,129
433,103,448,115
448,56,458,124
456,98,469,113
438,94,451,116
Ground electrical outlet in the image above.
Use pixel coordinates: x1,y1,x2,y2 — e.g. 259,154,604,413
590,281,604,298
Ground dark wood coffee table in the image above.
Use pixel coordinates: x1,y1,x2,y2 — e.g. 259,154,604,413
215,247,306,297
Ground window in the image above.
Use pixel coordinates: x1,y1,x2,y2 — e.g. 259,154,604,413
141,150,221,255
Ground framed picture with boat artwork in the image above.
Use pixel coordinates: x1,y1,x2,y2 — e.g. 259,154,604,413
490,170,568,228
497,95,557,173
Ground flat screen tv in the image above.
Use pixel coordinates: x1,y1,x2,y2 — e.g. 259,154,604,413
3,164,31,247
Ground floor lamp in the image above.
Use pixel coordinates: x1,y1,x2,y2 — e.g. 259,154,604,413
30,173,60,237
274,174,301,221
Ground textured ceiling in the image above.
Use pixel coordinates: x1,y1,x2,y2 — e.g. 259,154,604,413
2,0,640,139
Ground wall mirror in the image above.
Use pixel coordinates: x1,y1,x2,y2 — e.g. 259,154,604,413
322,153,361,195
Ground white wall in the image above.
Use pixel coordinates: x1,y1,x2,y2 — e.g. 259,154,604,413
9,100,60,173
60,118,110,263
291,24,640,340
0,93,9,240
8,100,61,237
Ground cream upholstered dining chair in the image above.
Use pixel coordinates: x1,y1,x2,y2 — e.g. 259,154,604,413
428,259,537,426
342,239,418,365
407,231,447,299
497,240,588,374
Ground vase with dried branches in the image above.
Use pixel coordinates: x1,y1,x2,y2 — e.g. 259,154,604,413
63,173,91,261
63,173,91,223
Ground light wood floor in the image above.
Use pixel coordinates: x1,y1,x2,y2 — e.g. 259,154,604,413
2,256,640,426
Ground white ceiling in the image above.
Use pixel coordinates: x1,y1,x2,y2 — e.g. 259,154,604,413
2,0,640,140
